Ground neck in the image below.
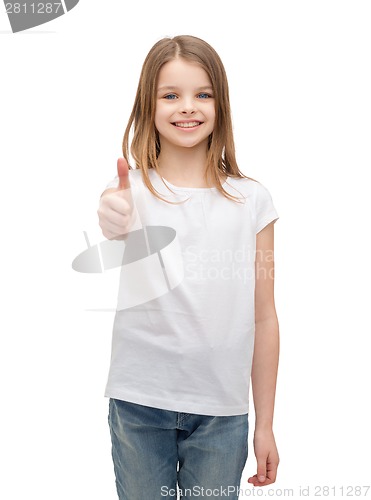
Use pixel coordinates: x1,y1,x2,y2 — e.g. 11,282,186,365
157,141,210,186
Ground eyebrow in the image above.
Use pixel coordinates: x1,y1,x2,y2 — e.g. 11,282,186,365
157,85,214,93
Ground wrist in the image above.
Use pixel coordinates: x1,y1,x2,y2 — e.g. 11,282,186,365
254,418,274,432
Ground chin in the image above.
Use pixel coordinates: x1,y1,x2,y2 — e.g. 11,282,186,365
175,138,210,149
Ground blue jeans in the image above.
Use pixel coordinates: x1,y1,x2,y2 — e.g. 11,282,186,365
108,398,249,499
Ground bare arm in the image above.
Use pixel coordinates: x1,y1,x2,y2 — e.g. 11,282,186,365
248,221,280,486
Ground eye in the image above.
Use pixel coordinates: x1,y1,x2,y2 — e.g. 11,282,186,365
164,94,177,100
197,93,213,99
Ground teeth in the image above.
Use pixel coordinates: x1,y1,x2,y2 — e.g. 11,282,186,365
174,122,201,128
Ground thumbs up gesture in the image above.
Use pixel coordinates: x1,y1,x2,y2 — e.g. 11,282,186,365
98,158,136,240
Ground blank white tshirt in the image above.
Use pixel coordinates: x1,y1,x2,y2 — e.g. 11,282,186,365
104,168,279,416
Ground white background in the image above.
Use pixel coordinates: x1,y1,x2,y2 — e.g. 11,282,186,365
1,1,370,498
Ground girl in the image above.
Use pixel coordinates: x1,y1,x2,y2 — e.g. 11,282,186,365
98,35,280,499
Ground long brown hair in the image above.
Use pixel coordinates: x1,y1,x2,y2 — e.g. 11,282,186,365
122,35,251,204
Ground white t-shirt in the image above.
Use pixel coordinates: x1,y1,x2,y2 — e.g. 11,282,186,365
104,168,279,416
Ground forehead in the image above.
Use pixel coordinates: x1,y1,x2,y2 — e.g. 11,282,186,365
157,58,212,87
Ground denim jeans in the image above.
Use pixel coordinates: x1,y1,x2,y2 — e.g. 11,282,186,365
108,398,249,499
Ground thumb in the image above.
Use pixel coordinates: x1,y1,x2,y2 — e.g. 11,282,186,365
117,157,131,190
257,459,267,483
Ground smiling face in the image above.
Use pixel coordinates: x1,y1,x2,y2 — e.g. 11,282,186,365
154,58,216,152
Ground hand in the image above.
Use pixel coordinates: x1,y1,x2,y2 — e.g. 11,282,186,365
97,158,135,240
247,427,279,487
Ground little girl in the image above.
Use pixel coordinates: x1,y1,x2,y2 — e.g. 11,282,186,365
98,35,280,500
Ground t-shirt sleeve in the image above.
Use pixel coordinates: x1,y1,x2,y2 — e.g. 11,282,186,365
254,181,279,234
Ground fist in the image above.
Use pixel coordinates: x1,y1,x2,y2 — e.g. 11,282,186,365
97,158,136,240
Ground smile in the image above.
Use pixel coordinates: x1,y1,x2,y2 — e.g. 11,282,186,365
172,121,203,128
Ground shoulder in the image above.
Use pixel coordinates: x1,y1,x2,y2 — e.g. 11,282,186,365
226,175,272,200
128,167,142,184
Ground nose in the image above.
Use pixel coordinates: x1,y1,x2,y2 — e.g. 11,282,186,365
180,97,196,114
